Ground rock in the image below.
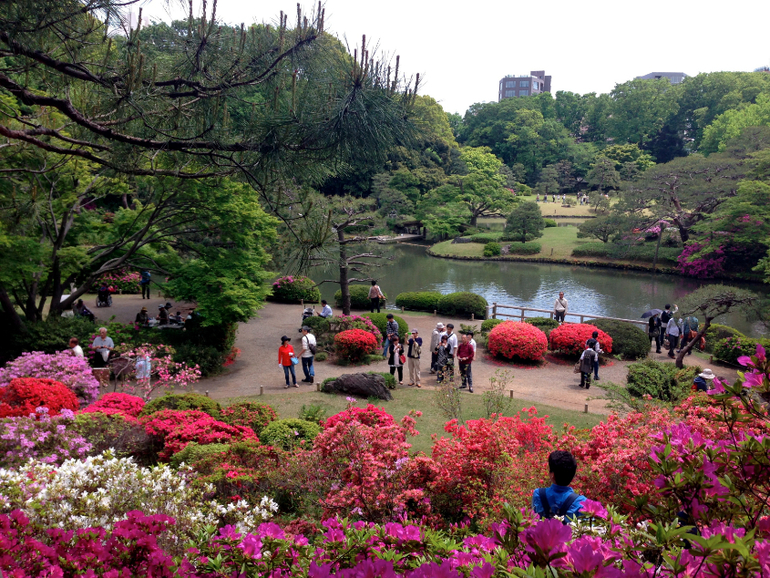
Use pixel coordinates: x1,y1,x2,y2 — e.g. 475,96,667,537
322,373,392,401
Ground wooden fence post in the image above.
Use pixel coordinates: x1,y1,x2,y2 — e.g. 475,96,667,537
492,303,497,319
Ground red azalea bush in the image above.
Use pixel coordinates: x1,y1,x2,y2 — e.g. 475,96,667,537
324,403,396,429
0,378,80,418
333,329,378,362
487,321,548,361
81,392,145,419
162,416,257,459
549,323,613,356
220,402,278,437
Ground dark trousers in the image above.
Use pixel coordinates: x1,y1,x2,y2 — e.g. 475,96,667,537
593,359,599,379
390,366,403,382
555,311,565,323
668,334,679,357
141,283,151,299
431,351,438,371
444,356,455,381
370,298,380,313
650,332,661,353
460,362,473,390
283,364,297,385
580,372,592,388
301,356,314,380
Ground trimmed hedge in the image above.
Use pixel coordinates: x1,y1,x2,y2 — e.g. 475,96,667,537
140,393,222,420
170,442,230,469
437,292,488,319
626,359,699,403
487,321,548,361
704,324,745,353
484,242,502,257
395,291,442,312
481,318,505,333
543,218,557,228
269,275,321,303
302,315,331,337
467,232,503,243
524,317,560,337
587,319,649,360
571,242,681,264
363,313,409,341
503,242,541,255
260,418,321,451
334,285,386,310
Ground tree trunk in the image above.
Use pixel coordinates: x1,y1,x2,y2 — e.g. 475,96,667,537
0,284,23,332
338,229,351,316
470,213,478,228
675,320,711,369
652,227,663,274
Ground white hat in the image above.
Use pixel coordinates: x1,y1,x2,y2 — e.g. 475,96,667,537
436,322,445,329
699,369,716,380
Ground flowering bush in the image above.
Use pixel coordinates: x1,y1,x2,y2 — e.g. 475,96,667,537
81,392,145,419
324,403,396,429
97,268,142,293
115,344,201,400
677,241,727,278
162,416,258,459
0,350,100,405
487,321,548,361
548,323,613,356
0,409,91,468
0,378,80,418
333,314,383,348
141,392,221,419
220,401,278,437
334,329,378,362
713,335,770,365
269,275,320,303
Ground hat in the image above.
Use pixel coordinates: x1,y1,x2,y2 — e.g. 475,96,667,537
165,302,172,308
141,307,147,312
158,304,164,309
299,325,311,332
436,322,445,329
699,369,716,380
411,328,419,333
281,335,291,342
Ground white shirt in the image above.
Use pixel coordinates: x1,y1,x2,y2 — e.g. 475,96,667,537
319,304,333,318
666,318,680,337
446,332,458,355
301,333,317,358
470,338,477,354
71,345,84,358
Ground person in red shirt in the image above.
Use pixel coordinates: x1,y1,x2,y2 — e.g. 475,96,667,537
278,335,298,388
457,331,475,393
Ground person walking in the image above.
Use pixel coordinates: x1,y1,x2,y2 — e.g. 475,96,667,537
578,342,598,389
140,270,151,299
666,315,681,358
368,280,384,313
445,323,458,383
648,313,662,354
457,331,475,393
382,313,399,357
278,336,298,388
388,335,404,385
586,331,602,381
435,334,450,383
429,322,445,374
299,325,316,384
660,303,678,325
554,292,568,324
680,314,699,354
406,329,423,387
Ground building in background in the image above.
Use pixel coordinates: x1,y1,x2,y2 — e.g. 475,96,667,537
498,71,551,101
635,72,688,85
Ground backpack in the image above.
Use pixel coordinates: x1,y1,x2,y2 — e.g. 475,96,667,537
538,488,579,523
304,335,317,355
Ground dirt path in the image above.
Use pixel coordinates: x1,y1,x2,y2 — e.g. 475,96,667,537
103,296,738,414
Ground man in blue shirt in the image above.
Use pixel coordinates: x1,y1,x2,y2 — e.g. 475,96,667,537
532,450,586,520
316,300,333,318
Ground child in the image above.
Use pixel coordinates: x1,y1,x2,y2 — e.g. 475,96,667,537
578,342,598,389
532,450,587,520
278,335,298,389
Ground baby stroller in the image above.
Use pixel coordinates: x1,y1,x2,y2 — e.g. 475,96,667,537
96,286,112,308
301,307,314,323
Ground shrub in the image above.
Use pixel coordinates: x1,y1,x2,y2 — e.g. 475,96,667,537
369,371,397,390
162,416,257,458
0,316,95,365
81,392,145,419
334,329,378,363
298,404,327,424
467,232,503,243
302,315,331,337
169,442,230,468
437,292,488,319
0,350,100,405
501,241,542,254
269,275,320,303
587,319,649,360
334,285,385,309
97,269,141,293
140,392,222,419
0,411,91,468
543,218,557,228
571,242,681,264
314,351,328,362
363,313,408,341
324,404,396,429
481,318,505,333
713,336,770,365
483,242,502,257
332,315,383,348
394,291,442,312
524,317,560,337
549,323,613,356
220,401,278,437
704,323,745,353
260,418,322,451
626,359,697,403
73,412,157,465
487,321,548,361
0,378,80,418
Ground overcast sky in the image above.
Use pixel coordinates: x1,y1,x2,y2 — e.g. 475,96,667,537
140,0,770,116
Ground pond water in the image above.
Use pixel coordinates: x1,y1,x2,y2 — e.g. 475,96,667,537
312,243,768,337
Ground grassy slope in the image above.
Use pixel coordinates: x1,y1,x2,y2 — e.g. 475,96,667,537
224,389,603,454
432,226,588,260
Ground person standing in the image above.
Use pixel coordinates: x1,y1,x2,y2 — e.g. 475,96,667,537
648,313,662,354
406,329,423,387
660,303,678,325
680,314,699,354
435,335,450,383
68,337,84,358
316,300,333,318
554,292,568,324
585,331,602,381
90,327,115,368
382,313,399,357
666,315,681,359
388,335,404,385
457,332,475,393
299,325,316,384
368,280,384,313
140,270,151,299
445,323,458,382
429,322,445,374
578,342,598,389
278,336,298,388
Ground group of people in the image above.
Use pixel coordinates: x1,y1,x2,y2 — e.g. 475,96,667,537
134,302,191,327
647,304,700,358
278,326,317,388
536,193,567,204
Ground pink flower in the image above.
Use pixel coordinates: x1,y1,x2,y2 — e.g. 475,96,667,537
579,498,608,519
524,518,572,557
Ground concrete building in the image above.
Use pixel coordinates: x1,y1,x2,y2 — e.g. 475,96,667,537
635,72,688,85
498,70,551,101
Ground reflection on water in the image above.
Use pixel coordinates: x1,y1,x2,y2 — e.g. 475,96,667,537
311,244,767,337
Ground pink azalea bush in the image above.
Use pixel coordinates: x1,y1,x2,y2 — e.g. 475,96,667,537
97,269,142,293
0,408,91,468
0,351,100,405
80,392,145,419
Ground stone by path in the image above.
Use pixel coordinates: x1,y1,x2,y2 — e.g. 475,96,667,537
102,295,738,415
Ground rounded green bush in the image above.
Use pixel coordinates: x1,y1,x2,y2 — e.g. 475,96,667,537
713,336,770,365
437,292,488,319
588,319,649,360
220,401,278,437
704,324,745,353
468,232,503,243
334,285,385,310
170,442,230,469
139,393,222,419
543,218,557,228
314,351,328,362
483,242,502,257
626,359,696,403
302,315,331,337
260,418,322,451
395,291,442,312
481,318,505,333
363,313,408,340
269,275,321,304
524,317,560,337
503,242,541,255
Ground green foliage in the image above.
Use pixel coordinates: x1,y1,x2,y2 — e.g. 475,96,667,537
587,319,649,360
713,336,770,365
703,324,746,353
504,202,545,243
362,313,408,340
502,242,541,254
702,94,770,153
626,359,699,403
607,78,680,147
437,292,488,319
314,352,328,362
335,285,385,310
220,402,278,437
140,393,222,420
302,316,331,338
481,318,505,333
71,412,158,466
268,276,321,304
524,317,560,337
260,418,321,451
170,442,230,469
1,316,95,365
298,404,327,424
394,292,442,312
543,218,557,228
598,144,656,173
483,242,502,257
577,216,626,243
467,232,503,243
571,242,681,264
368,371,397,390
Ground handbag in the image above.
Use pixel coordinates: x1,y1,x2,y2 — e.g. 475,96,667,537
290,356,299,365
399,354,406,364
573,361,581,374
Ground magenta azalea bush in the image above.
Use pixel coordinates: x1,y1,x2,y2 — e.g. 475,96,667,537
677,242,727,278
0,351,99,405
97,269,142,293
269,275,321,303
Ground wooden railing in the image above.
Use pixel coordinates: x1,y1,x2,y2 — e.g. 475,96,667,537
487,303,648,328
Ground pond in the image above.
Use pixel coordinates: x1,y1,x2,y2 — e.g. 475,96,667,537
312,243,768,337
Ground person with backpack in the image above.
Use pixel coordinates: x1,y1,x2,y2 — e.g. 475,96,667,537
578,342,598,389
532,450,587,521
648,312,662,354
585,331,602,381
299,325,317,385
140,270,151,299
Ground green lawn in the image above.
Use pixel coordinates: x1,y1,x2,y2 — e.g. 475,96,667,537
431,226,589,260
224,389,604,454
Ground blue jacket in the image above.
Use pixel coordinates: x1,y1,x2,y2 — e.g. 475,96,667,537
532,484,586,519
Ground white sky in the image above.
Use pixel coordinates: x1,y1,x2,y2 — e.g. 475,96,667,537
139,0,770,116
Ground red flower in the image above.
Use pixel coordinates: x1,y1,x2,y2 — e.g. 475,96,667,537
487,322,548,361
81,392,145,419
334,329,378,362
0,377,79,418
549,323,613,356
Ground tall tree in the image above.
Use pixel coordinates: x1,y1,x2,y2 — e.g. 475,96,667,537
504,202,545,243
587,158,621,193
607,78,680,148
